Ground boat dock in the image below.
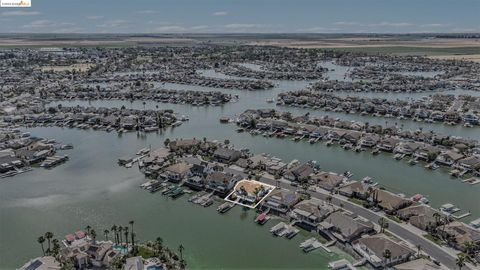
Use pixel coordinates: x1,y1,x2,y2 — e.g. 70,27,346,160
40,155,69,169
269,222,299,239
328,259,357,270
299,237,323,253
217,202,235,214
190,191,214,207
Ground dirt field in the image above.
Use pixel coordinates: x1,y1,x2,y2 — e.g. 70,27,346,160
40,63,95,72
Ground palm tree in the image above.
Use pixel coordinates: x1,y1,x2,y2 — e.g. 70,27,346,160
104,229,110,241
129,220,135,247
111,225,118,244
463,241,478,256
118,227,123,244
44,232,54,254
378,217,389,233
85,225,92,235
37,236,46,256
383,249,391,267
124,227,129,247
155,237,163,255
131,232,136,251
90,229,97,244
456,253,466,270
433,212,441,226
52,239,60,256
178,244,184,261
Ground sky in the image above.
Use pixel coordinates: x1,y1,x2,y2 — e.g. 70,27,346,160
0,0,479,34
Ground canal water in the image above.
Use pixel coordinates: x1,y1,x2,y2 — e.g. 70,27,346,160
1,66,479,269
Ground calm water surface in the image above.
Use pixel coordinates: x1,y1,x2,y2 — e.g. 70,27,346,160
1,69,479,269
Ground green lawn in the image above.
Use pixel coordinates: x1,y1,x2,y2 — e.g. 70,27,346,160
386,215,403,223
423,234,444,246
137,246,156,259
348,198,367,207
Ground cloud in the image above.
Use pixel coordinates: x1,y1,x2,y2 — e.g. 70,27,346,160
0,10,40,16
225,23,262,29
297,26,340,33
97,19,128,28
374,22,412,27
136,10,158,14
154,25,187,32
86,15,104,20
333,21,360,26
213,11,228,16
22,20,54,28
420,23,451,28
333,21,413,27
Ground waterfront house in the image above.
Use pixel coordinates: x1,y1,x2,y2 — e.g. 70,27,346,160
394,142,421,156
283,163,314,182
375,189,412,214
353,234,414,268
320,212,374,243
184,175,205,190
290,199,336,230
457,156,480,172
444,111,460,122
213,147,242,163
265,159,287,176
163,162,192,183
343,131,362,144
360,134,380,148
435,151,464,166
437,221,480,251
337,181,369,199
327,130,347,141
262,189,301,215
413,144,441,161
247,154,269,170
86,242,113,267
169,138,201,153
311,171,345,191
0,155,23,173
205,171,242,196
378,138,400,152
397,204,442,231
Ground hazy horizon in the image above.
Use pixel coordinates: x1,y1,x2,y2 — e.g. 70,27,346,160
0,0,479,34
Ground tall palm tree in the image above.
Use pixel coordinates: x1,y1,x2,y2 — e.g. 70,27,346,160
433,212,441,226
155,237,163,255
378,217,389,233
178,244,184,261
104,229,110,241
52,239,60,256
85,225,91,235
131,232,136,250
37,236,46,256
124,227,129,247
118,227,123,244
111,225,118,244
129,220,135,247
90,229,97,244
44,232,54,254
456,254,466,270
